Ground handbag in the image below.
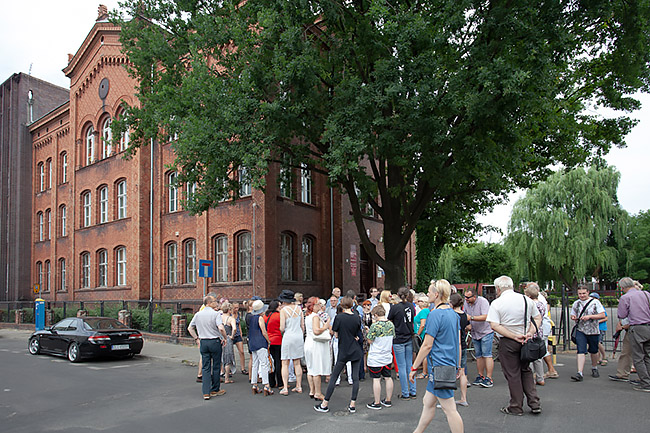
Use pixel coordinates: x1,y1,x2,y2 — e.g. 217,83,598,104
313,316,331,342
520,296,546,363
433,365,458,390
570,299,594,344
412,333,422,355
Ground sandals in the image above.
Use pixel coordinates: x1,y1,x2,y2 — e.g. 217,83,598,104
415,373,427,380
292,387,303,394
500,407,523,416
251,386,261,395
279,388,289,396
241,369,249,375
263,386,274,396
224,379,234,384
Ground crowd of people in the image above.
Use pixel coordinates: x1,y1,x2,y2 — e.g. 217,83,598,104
187,275,650,431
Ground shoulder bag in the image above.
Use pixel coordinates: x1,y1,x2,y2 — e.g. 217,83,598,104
431,305,458,390
570,299,594,344
312,314,332,342
520,296,547,363
264,314,275,372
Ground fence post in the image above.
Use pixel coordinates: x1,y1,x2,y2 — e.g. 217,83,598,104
63,301,66,318
177,302,182,315
123,300,127,311
100,301,104,316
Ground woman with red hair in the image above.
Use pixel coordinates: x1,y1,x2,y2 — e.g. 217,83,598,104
304,297,332,400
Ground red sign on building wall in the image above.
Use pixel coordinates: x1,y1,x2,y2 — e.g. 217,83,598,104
350,245,357,277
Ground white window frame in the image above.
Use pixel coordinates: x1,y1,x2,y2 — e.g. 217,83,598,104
116,247,126,286
46,209,51,240
60,205,67,237
45,260,50,291
99,186,108,224
59,258,66,291
168,172,178,212
281,233,293,281
239,167,251,197
38,163,44,192
215,236,228,282
98,250,108,287
185,240,197,284
300,164,312,204
237,232,252,281
167,243,178,284
38,212,44,241
86,126,95,165
61,152,68,183
81,253,90,288
47,159,52,189
102,118,112,159
117,180,127,219
83,192,91,227
302,236,313,281
37,262,43,289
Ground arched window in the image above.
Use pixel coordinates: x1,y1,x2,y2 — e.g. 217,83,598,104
214,235,228,282
117,107,130,152
239,166,251,197
85,125,95,165
99,185,108,224
59,205,67,237
60,152,68,184
44,260,51,291
116,247,126,286
237,232,252,281
300,164,312,204
185,239,197,284
167,242,178,284
37,211,44,241
47,158,52,189
302,236,314,281
168,172,178,212
59,258,66,291
102,117,112,159
36,261,43,289
45,209,51,240
98,249,108,287
37,162,45,192
117,180,127,219
80,252,90,288
280,232,294,281
82,191,91,227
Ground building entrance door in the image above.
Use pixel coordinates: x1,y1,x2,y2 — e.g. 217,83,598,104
359,245,375,297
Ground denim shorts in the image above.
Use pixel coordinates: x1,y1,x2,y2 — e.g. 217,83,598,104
472,332,494,358
460,348,467,369
598,330,605,344
575,330,599,354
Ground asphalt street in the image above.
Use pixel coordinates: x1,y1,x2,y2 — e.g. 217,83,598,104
1,328,648,433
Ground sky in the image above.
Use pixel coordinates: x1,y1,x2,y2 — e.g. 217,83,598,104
2,1,648,242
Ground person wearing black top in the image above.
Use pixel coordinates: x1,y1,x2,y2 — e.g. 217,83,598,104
388,287,417,399
451,292,470,406
314,296,363,413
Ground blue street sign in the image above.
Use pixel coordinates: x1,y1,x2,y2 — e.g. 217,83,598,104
198,260,213,278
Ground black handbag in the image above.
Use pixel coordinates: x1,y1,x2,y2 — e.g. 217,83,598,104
433,365,458,390
520,296,547,363
570,299,594,344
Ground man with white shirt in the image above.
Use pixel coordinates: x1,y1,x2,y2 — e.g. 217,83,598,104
487,276,542,416
188,295,227,400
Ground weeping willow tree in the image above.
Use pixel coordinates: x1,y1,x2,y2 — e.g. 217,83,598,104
507,166,628,289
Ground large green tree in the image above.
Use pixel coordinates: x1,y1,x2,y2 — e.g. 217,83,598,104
455,242,514,289
507,166,628,289
627,210,650,282
113,0,650,290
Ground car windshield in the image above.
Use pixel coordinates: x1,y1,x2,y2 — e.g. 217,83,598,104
83,318,128,330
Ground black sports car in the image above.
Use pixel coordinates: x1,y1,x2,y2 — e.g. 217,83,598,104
28,317,144,362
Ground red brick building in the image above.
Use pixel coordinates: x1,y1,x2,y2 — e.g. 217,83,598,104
29,8,416,304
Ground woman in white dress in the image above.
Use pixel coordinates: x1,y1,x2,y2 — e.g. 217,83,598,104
279,289,305,395
304,297,332,400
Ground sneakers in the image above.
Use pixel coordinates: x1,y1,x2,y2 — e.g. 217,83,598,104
210,389,226,397
203,394,210,400
500,406,523,416
314,404,329,413
591,368,600,378
472,375,485,386
633,386,650,392
630,379,641,386
480,377,494,388
571,372,584,382
348,405,356,413
410,394,418,400
367,402,382,410
609,375,629,382
531,407,542,415
456,401,469,407
380,399,392,407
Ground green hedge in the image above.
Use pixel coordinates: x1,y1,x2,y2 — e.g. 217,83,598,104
545,295,619,308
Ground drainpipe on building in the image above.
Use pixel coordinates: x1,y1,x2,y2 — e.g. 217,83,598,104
148,136,154,333
252,201,256,298
330,187,334,290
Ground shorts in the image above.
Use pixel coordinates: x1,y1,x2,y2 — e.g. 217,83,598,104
575,330,599,354
232,334,243,344
598,330,605,344
460,348,467,369
426,375,455,400
472,332,494,358
368,363,392,379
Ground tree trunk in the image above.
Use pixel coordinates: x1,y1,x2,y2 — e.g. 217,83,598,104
383,260,406,292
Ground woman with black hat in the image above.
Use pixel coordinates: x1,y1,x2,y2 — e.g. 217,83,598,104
279,289,305,395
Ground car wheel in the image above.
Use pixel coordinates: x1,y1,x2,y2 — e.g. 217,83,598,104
28,337,41,355
67,342,81,363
